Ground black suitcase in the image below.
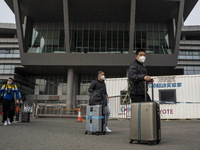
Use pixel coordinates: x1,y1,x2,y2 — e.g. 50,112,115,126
21,112,30,122
21,102,31,122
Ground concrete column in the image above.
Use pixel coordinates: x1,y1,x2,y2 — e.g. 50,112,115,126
13,0,24,53
63,0,70,53
129,0,136,53
174,0,185,55
72,73,78,107
66,68,74,108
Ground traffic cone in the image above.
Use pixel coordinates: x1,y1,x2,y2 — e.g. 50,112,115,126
76,108,85,122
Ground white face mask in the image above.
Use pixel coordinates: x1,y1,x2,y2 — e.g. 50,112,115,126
100,75,105,81
138,56,146,63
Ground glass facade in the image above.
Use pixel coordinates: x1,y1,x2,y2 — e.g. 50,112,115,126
26,73,126,97
178,51,200,60
27,22,173,54
28,75,67,95
134,23,172,54
69,22,129,53
183,66,200,75
79,76,96,95
0,49,20,75
28,22,65,53
178,50,200,75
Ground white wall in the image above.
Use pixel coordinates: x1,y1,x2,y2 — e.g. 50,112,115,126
105,75,200,119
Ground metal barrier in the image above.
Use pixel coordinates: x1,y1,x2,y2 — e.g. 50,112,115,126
36,104,80,118
108,95,131,120
35,95,131,119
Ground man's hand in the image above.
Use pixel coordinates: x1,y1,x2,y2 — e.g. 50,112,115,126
144,75,152,81
16,100,19,104
106,96,109,101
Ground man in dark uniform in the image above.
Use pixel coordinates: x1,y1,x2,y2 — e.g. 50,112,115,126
128,49,152,103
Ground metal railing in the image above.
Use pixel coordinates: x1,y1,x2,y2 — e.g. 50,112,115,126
108,95,131,120
35,104,87,118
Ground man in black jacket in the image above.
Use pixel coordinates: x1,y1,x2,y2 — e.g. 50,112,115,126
128,49,152,103
88,71,111,133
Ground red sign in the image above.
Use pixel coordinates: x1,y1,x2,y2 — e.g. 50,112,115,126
160,109,173,114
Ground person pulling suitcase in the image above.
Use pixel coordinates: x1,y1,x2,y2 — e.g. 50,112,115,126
86,71,111,134
128,49,161,145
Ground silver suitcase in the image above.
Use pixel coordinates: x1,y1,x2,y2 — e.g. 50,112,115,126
130,81,161,145
85,105,106,135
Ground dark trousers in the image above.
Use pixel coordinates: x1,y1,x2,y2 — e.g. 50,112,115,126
3,99,15,122
130,93,151,103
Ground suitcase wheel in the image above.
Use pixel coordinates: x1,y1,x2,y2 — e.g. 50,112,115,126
156,140,161,144
84,131,88,134
129,139,134,144
103,131,106,135
148,142,153,146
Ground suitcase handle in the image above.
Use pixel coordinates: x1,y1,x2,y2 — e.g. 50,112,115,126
144,79,154,102
23,102,30,112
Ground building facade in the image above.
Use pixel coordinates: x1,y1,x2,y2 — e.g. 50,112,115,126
0,23,19,81
178,26,200,75
0,23,32,97
4,0,198,107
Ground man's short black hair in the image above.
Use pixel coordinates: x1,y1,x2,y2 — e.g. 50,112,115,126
97,71,104,76
136,49,146,55
8,77,14,81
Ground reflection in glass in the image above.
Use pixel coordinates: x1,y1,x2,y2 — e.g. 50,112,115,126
28,22,65,53
134,23,172,54
34,75,67,95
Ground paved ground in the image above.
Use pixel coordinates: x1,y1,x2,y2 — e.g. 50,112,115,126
0,116,200,150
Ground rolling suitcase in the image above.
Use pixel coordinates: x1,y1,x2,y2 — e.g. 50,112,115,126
130,81,161,145
85,105,106,135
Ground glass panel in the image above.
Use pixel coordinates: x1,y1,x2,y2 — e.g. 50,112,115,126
69,22,129,53
62,83,67,95
134,23,172,54
34,76,68,95
28,22,65,53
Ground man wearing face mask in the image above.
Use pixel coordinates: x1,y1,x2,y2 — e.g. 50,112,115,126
128,49,152,103
0,77,20,126
88,71,111,133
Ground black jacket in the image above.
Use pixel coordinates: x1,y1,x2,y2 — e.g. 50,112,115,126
88,79,108,105
128,60,147,96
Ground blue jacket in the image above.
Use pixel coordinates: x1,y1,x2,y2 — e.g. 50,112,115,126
0,83,20,100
